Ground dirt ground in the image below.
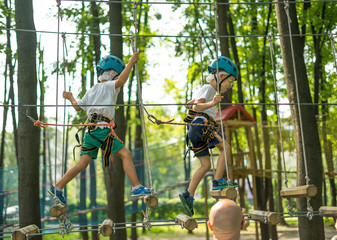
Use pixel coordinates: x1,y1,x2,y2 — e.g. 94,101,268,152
136,224,337,240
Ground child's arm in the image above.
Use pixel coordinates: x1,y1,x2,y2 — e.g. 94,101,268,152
186,99,195,109
193,93,223,112
115,52,139,89
63,91,82,112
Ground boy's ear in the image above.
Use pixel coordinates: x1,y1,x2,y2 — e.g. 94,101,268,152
207,221,213,231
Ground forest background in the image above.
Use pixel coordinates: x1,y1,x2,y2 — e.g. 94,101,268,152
0,0,337,240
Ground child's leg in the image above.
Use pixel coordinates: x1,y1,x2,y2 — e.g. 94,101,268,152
187,155,211,197
56,154,92,189
115,147,140,188
214,140,231,180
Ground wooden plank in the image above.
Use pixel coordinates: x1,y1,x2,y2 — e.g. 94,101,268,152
319,206,337,215
100,219,113,236
249,210,281,225
49,204,69,218
144,195,158,208
210,187,237,200
176,214,197,231
280,184,317,198
12,224,39,240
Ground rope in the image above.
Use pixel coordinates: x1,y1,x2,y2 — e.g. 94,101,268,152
268,34,295,216
213,3,231,185
198,36,205,85
61,33,68,179
284,0,310,185
54,0,337,5
132,2,154,192
7,101,337,109
283,0,313,217
6,27,336,39
54,0,61,201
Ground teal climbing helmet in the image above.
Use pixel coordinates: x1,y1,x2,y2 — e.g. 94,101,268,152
96,55,125,76
208,56,238,79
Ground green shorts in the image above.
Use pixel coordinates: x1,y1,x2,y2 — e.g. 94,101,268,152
81,128,124,159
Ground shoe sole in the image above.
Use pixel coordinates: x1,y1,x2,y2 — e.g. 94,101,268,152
130,193,152,198
47,189,67,205
212,185,238,190
179,194,193,217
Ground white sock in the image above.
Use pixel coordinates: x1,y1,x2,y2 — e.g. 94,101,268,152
56,187,62,192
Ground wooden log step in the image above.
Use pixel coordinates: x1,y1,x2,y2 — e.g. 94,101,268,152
100,219,113,236
12,224,39,240
210,187,237,200
175,214,197,231
144,195,158,208
249,210,281,225
319,206,337,216
49,204,69,218
280,184,317,198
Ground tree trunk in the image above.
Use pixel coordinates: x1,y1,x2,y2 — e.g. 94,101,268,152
104,1,127,239
15,0,41,233
275,1,324,239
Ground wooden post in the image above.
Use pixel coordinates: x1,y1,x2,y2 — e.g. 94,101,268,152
144,195,158,208
280,185,317,198
247,126,259,240
210,187,237,200
49,204,69,218
249,210,281,225
176,214,197,231
100,219,113,237
12,224,39,240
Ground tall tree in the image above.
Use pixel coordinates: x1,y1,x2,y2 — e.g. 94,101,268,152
15,0,41,234
275,1,324,239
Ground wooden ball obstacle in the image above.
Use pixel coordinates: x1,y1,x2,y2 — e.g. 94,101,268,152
319,206,337,216
49,204,69,218
144,195,158,208
280,184,317,198
175,214,197,231
249,210,281,225
12,224,39,240
100,219,113,236
210,187,237,200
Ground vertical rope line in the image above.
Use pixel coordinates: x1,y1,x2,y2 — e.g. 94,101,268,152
198,36,205,85
213,3,231,183
210,148,215,176
132,2,153,190
54,0,61,196
329,34,337,73
283,0,310,185
268,35,289,188
61,33,67,177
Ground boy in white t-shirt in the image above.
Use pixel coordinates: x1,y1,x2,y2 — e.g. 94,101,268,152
179,56,238,216
48,52,151,205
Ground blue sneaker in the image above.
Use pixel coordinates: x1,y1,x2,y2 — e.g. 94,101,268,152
212,178,238,190
179,191,194,216
48,185,67,205
131,185,152,197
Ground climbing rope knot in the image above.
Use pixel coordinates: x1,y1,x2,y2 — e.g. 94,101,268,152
34,120,45,128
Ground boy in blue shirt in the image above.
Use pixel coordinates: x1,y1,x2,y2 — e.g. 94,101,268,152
180,56,239,216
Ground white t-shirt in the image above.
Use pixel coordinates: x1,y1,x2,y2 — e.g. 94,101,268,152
77,81,120,125
194,84,217,119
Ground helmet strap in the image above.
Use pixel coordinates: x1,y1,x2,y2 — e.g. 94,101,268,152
213,73,232,90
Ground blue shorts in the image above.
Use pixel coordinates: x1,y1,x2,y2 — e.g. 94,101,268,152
81,128,124,159
188,117,223,157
